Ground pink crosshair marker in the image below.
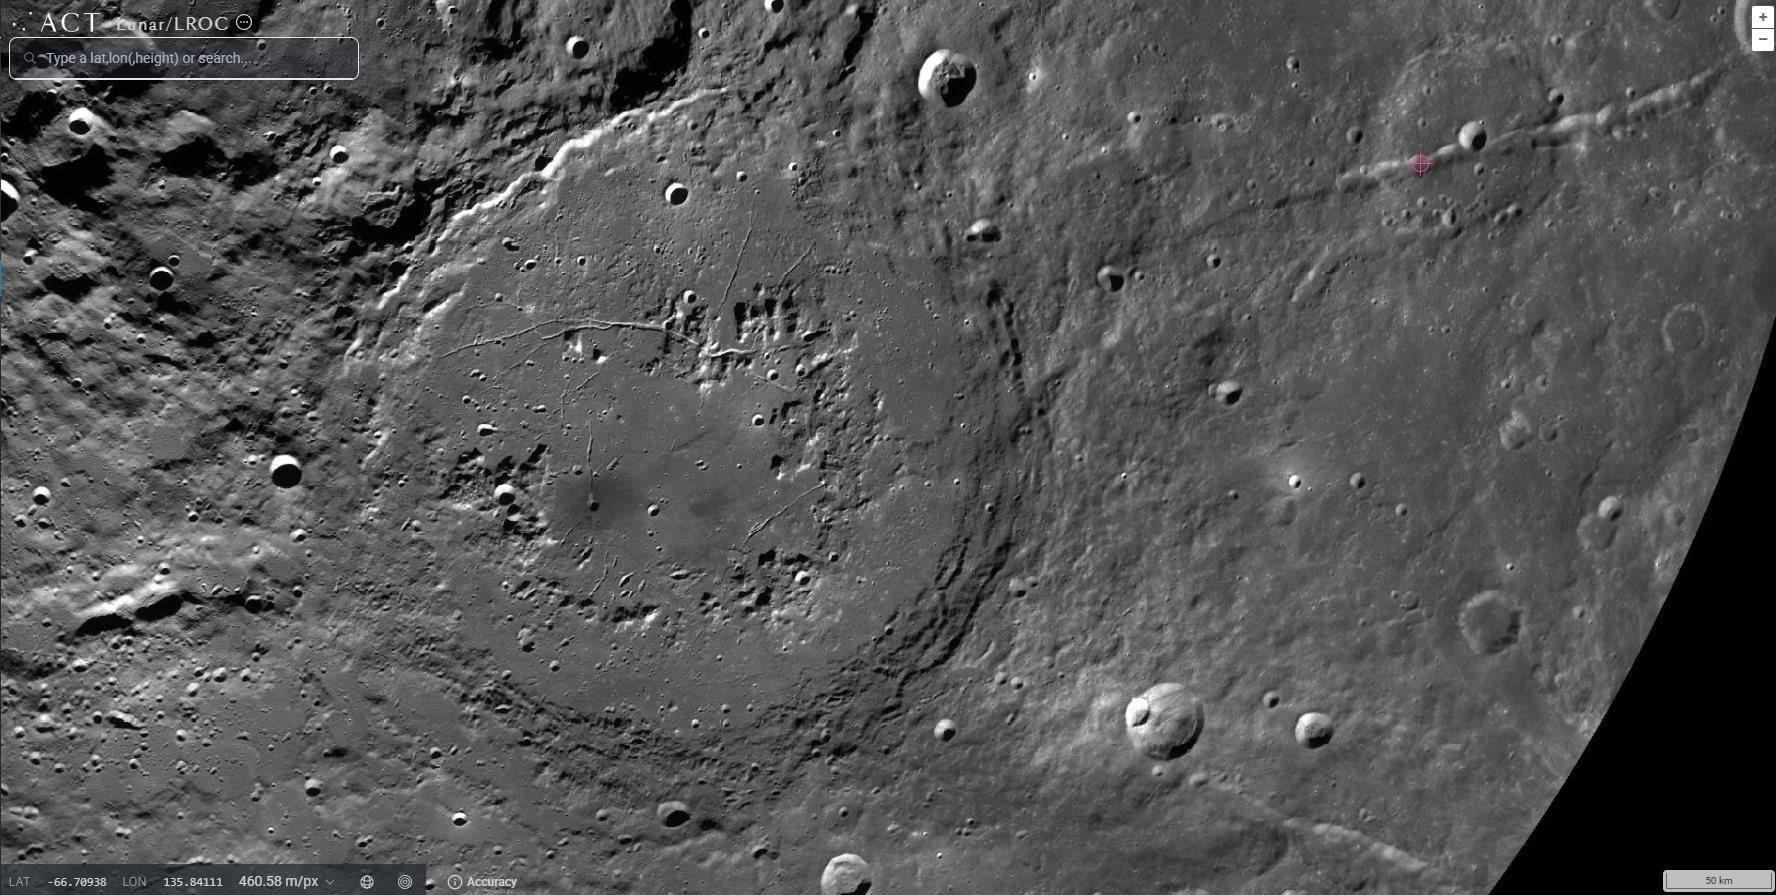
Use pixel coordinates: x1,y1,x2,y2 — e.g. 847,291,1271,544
1408,152,1434,175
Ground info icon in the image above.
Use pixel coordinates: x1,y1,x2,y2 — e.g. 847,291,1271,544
397,875,414,891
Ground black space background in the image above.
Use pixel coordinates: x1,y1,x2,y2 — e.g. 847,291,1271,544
1494,329,1775,893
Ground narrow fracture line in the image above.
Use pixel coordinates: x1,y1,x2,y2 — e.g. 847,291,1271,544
776,244,815,289
539,318,702,348
742,485,825,543
441,319,577,357
721,209,757,312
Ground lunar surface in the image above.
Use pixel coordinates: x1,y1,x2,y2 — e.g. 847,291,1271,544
3,0,1773,893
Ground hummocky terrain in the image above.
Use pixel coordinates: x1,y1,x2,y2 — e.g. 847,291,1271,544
3,0,1773,892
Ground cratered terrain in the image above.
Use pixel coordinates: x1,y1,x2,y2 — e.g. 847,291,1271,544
3,0,1773,893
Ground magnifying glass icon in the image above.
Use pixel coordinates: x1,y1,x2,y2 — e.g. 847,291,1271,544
21,52,34,65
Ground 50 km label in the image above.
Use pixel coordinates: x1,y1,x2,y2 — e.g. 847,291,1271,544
1663,869,1776,892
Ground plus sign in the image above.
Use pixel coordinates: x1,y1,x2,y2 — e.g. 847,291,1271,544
1762,11,1771,22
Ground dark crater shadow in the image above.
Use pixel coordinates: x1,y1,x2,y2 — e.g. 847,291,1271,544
607,0,693,112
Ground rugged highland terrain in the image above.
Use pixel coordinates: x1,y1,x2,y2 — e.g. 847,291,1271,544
4,0,1774,892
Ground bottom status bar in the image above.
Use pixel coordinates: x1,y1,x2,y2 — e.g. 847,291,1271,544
1,866,426,895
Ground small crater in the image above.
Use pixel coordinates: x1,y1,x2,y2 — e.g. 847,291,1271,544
1124,682,1203,760
67,108,97,136
1294,711,1334,748
917,49,977,107
821,853,872,895
1458,120,1487,151
656,800,691,828
1597,495,1625,520
1459,590,1523,655
963,218,1001,243
1661,304,1707,353
270,455,303,488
